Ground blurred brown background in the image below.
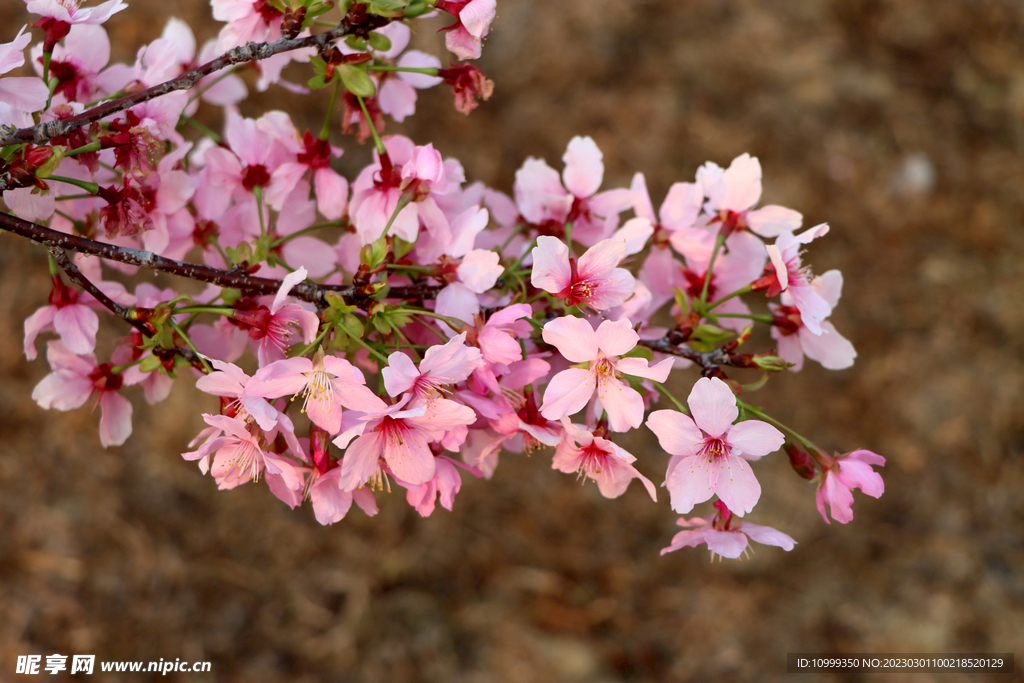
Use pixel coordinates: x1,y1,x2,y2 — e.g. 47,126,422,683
2,0,1024,681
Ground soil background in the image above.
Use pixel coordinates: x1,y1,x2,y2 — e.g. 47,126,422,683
1,1,1024,681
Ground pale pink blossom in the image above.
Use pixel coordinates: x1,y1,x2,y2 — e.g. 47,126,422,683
540,316,673,432
23,276,98,359
476,303,532,366
661,501,796,560
31,340,132,447
194,359,280,431
0,26,49,116
699,153,804,238
187,414,303,491
816,450,885,524
401,455,481,517
531,235,635,310
771,270,856,371
382,332,484,400
212,0,283,51
764,224,832,334
553,420,657,500
646,377,784,515
246,349,381,435
334,396,476,489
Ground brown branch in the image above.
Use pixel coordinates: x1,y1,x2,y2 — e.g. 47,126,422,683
0,13,389,149
0,212,442,306
639,337,756,378
47,246,209,373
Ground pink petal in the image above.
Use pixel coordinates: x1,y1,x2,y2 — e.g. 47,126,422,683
540,367,597,420
725,419,784,459
596,373,645,432
460,0,496,38
23,306,57,360
746,204,803,237
742,523,796,550
31,371,93,410
616,356,673,383
576,238,626,280
457,249,502,293
703,530,750,558
542,316,598,363
561,135,604,199
339,431,384,491
247,358,312,397
530,235,572,294
646,410,703,457
98,391,133,448
836,457,885,498
382,352,419,397
687,377,738,438
800,321,856,370
314,167,348,221
612,217,653,256
659,528,709,555
593,318,638,358
311,471,355,524
52,304,99,356
378,77,417,123
665,454,715,514
709,153,761,213
382,425,435,485
712,454,761,516
271,266,308,313
659,181,704,232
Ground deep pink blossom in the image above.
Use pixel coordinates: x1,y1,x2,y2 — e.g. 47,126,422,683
661,501,796,560
816,449,886,524
540,316,673,432
23,275,98,360
553,420,657,500
382,332,484,401
230,267,319,367
437,0,496,61
764,224,832,335
647,377,784,515
531,235,635,310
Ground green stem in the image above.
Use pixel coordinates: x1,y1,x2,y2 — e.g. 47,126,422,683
651,381,689,414
181,116,222,143
320,76,342,140
737,400,819,453
48,253,60,276
356,95,385,156
168,320,212,373
700,234,726,306
507,237,536,274
47,175,99,195
707,284,753,311
269,221,341,248
253,186,267,239
496,223,526,255
385,263,432,273
716,312,773,324
299,324,332,356
366,65,440,75
110,356,146,375
65,140,101,157
173,305,237,316
346,330,390,364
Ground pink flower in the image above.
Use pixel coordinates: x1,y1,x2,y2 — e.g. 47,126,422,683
763,224,832,334
230,267,319,366
661,501,796,560
475,303,532,366
307,468,379,524
540,316,673,432
189,414,303,491
334,396,476,489
771,270,856,371
246,349,382,435
27,0,127,52
531,235,635,310
437,0,496,61
553,420,657,500
513,136,630,246
31,340,132,447
646,377,784,515
382,332,485,401
23,275,98,360
194,359,280,431
401,455,481,517
211,0,283,51
816,449,885,524
699,153,804,238
0,26,49,116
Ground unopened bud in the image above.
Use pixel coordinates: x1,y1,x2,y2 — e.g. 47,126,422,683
785,441,817,480
752,353,792,372
309,423,332,475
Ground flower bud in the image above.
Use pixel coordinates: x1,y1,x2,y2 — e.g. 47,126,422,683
752,353,793,372
784,441,817,480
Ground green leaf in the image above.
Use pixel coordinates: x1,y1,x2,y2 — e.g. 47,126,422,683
338,64,376,98
366,31,392,52
621,345,654,361
307,74,328,90
344,36,367,51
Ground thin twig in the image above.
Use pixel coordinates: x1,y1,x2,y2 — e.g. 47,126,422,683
0,212,442,306
47,246,209,372
0,13,390,149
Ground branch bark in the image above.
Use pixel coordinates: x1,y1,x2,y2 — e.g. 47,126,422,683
0,14,388,149
0,212,442,306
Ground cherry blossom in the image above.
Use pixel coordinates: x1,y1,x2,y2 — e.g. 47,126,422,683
661,501,796,560
531,235,635,310
553,420,657,500
540,316,673,431
816,450,886,524
646,377,784,515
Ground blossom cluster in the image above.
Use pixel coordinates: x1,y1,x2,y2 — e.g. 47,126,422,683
1,0,884,559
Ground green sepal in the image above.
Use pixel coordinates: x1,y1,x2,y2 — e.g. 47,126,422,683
392,236,414,260
345,36,367,51
138,354,163,373
34,145,66,178
366,0,409,17
688,324,732,352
